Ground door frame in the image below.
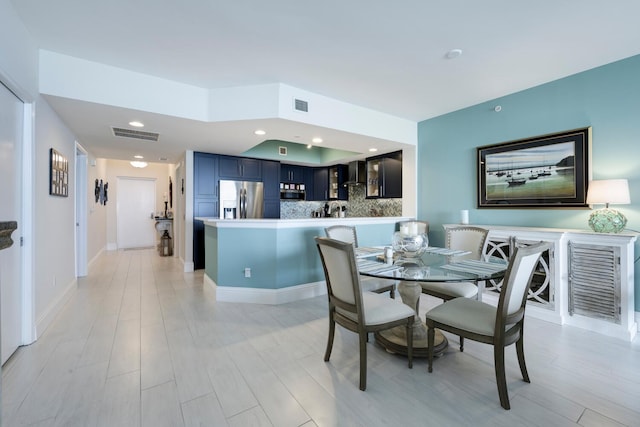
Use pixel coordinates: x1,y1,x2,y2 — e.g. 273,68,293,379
75,143,88,277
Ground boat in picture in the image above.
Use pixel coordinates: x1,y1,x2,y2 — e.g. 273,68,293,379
507,177,526,186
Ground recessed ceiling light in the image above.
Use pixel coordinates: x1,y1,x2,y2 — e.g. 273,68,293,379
130,161,148,168
369,148,378,152
254,129,266,135
129,121,144,127
134,155,144,159
307,144,312,149
312,137,323,143
446,49,463,59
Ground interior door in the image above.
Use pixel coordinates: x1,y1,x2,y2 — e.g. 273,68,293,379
0,82,24,364
116,177,156,249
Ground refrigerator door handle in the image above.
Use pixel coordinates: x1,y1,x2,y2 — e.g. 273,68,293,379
240,188,246,218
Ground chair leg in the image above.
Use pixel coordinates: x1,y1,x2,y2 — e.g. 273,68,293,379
494,344,510,410
359,331,368,391
427,325,434,373
406,320,413,369
459,336,464,352
516,335,530,383
324,316,335,362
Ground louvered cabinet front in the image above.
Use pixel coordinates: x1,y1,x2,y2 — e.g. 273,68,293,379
568,242,621,324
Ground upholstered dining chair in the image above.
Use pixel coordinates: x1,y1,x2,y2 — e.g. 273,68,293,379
425,241,551,409
325,225,396,298
315,237,414,391
419,226,489,302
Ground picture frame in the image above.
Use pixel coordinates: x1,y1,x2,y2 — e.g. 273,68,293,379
49,148,69,197
477,127,591,208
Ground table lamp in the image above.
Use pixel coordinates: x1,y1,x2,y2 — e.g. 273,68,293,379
586,179,630,233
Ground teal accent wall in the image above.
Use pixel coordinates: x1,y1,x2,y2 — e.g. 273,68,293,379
205,221,399,289
243,139,360,164
418,54,640,308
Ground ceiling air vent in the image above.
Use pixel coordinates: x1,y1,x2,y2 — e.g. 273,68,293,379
294,98,308,112
112,127,159,142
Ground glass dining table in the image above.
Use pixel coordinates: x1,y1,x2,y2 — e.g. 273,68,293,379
356,247,508,357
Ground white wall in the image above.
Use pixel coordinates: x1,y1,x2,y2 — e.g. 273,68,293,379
33,97,78,334
105,160,173,249
0,0,38,100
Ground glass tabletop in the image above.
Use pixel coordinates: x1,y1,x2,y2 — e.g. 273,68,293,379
357,250,507,283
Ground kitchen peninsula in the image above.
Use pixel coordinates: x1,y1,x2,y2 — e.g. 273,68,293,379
202,217,410,304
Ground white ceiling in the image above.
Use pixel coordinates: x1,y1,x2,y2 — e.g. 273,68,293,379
11,0,640,164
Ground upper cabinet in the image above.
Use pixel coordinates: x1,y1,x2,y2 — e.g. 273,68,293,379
280,164,306,184
193,152,219,217
262,160,281,218
311,167,329,201
328,164,348,200
218,155,262,181
308,165,348,201
366,150,402,198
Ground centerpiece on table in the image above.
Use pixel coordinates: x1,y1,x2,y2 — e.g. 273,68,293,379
392,222,428,258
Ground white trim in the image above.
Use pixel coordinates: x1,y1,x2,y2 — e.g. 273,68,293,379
183,260,194,273
21,101,36,345
201,216,413,230
88,247,105,270
35,278,76,339
75,143,88,277
106,242,118,251
204,273,327,305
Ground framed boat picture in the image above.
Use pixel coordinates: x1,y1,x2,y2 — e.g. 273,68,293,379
477,127,591,208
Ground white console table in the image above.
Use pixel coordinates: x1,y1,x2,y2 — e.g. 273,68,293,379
444,224,638,341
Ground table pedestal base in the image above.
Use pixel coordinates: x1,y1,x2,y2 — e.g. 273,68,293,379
375,323,447,358
374,280,448,357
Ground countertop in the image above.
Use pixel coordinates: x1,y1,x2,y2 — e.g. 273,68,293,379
197,216,412,229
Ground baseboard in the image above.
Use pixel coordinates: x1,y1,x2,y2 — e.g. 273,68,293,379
88,247,105,270
204,273,327,305
183,260,194,273
35,278,77,339
106,242,117,251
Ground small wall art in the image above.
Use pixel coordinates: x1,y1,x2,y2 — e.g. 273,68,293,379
49,148,69,197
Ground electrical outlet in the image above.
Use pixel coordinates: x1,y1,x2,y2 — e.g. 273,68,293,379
244,268,251,278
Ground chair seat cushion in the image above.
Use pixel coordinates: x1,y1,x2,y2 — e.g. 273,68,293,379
425,297,496,336
420,281,477,299
361,277,395,293
338,292,414,326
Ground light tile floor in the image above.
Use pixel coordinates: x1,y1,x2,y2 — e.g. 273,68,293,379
2,248,640,426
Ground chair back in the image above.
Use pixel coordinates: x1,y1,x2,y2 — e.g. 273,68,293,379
325,225,358,247
445,226,489,261
496,241,551,327
398,220,429,235
315,237,363,317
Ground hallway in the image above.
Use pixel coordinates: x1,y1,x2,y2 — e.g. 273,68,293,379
2,249,639,426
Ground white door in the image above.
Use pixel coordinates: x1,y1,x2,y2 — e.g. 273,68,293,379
0,82,23,364
116,177,156,249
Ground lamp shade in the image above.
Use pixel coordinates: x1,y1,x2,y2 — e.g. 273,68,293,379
586,179,630,205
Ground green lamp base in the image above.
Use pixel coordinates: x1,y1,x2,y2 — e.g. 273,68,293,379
588,208,627,233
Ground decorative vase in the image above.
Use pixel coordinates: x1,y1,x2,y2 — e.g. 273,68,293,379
392,231,428,258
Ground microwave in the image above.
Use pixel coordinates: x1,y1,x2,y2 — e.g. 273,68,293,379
280,189,305,200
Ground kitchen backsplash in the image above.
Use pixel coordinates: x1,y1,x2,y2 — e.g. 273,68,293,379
280,185,402,219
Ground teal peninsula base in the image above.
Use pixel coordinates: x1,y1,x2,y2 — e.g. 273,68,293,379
202,217,410,304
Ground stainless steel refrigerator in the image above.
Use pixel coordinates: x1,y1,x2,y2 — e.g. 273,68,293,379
219,180,264,219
